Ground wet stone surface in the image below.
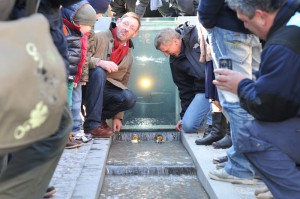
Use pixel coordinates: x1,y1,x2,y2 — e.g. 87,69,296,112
99,175,209,199
106,141,194,169
100,133,209,198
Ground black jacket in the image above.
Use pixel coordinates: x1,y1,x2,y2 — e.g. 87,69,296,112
198,0,249,33
9,0,81,78
170,23,205,118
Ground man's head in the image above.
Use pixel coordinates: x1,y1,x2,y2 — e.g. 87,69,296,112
74,3,97,33
227,0,286,40
115,12,141,43
154,28,182,57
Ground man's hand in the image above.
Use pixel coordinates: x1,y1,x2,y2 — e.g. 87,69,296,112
175,120,182,131
113,118,122,132
96,60,118,73
213,69,246,94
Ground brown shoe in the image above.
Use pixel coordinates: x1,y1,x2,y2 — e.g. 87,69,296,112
87,127,114,138
101,121,112,130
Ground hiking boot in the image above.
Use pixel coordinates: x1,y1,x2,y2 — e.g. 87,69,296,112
212,155,228,164
65,134,84,149
43,186,56,198
208,169,255,185
195,112,227,145
212,122,232,149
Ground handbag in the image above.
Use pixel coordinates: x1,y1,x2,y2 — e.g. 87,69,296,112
0,0,67,153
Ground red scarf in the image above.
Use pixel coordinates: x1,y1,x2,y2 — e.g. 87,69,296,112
110,28,129,65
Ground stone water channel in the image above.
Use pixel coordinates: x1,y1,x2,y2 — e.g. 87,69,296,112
98,132,209,199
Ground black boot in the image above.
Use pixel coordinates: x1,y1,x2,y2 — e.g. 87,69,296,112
202,125,212,138
195,112,227,145
212,123,232,149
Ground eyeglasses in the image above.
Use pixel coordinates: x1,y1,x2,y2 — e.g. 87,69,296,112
120,21,138,32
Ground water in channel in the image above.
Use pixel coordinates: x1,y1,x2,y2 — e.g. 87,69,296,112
98,132,209,199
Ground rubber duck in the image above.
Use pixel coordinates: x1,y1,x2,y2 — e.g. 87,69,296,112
155,134,165,144
131,134,140,144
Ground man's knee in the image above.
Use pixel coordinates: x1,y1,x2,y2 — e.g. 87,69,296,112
89,67,106,82
181,119,196,133
122,90,136,109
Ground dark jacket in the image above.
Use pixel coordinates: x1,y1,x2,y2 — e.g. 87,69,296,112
62,1,89,83
170,23,206,118
198,0,249,33
9,0,81,78
238,0,300,121
169,0,199,16
110,0,136,18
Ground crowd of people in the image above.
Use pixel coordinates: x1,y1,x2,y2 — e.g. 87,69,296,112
0,0,299,199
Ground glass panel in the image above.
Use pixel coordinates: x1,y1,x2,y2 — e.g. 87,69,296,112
94,17,198,131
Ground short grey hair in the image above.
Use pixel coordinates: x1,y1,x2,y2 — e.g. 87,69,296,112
154,28,181,50
226,0,287,18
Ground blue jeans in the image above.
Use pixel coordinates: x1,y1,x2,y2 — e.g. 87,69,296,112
208,27,261,179
181,93,211,133
71,84,82,132
84,67,136,131
222,101,255,179
238,118,300,199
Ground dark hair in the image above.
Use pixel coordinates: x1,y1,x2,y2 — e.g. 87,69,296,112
227,0,287,18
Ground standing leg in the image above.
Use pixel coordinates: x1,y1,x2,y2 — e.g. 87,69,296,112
0,105,71,199
71,84,82,132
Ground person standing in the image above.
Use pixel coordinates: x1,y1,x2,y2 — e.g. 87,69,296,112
61,0,97,147
0,0,80,198
83,12,141,137
154,22,212,134
198,0,262,184
214,0,300,198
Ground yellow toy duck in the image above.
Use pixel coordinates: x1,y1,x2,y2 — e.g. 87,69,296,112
131,134,141,144
155,134,165,144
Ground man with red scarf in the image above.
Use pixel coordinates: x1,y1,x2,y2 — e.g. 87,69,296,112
83,12,141,137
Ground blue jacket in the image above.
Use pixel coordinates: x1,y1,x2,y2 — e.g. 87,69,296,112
197,0,249,34
238,0,300,121
170,23,206,118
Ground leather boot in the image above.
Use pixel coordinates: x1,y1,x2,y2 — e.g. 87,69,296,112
195,112,227,145
202,125,212,138
212,123,232,149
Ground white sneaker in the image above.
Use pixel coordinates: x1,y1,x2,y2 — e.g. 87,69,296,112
255,186,269,195
208,168,255,185
256,191,273,199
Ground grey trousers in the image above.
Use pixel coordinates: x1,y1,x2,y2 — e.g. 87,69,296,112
0,105,71,199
